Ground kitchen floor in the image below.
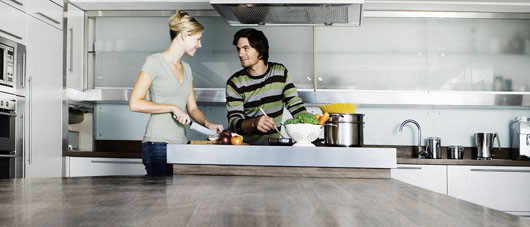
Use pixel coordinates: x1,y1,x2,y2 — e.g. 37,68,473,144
0,175,528,226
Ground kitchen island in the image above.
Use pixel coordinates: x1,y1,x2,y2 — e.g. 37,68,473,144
0,175,528,226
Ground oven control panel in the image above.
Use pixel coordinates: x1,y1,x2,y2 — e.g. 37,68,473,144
0,98,15,111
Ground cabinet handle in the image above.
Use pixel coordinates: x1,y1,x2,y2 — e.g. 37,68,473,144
0,29,22,40
526,134,529,146
91,160,143,164
28,77,32,165
48,0,61,7
69,27,74,72
470,169,530,173
22,53,26,88
22,112,25,177
36,12,61,25
396,166,422,170
9,0,23,6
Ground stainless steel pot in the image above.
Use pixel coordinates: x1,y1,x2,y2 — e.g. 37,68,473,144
426,137,442,159
324,113,364,147
447,145,464,159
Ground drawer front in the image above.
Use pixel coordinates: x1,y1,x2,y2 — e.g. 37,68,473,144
448,166,530,212
28,0,63,30
391,164,447,195
0,1,27,43
68,157,146,177
0,0,27,12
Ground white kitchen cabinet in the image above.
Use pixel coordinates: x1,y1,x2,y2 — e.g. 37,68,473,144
65,3,84,91
27,0,63,30
0,0,27,12
64,157,146,177
0,1,27,44
391,164,447,195
448,166,530,212
25,16,63,178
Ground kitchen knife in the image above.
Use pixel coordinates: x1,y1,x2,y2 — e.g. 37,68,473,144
172,114,218,136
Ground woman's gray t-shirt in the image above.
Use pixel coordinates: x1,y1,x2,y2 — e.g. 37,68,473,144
141,53,192,144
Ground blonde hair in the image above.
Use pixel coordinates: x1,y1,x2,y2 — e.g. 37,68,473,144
168,10,204,40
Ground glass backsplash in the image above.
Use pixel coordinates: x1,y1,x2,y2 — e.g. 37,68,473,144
93,16,530,92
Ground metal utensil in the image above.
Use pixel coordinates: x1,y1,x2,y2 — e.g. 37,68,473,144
259,108,284,138
268,138,293,146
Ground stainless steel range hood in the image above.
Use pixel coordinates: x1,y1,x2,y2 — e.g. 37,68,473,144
210,0,364,26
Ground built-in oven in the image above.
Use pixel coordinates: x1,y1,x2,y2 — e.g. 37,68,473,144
0,93,16,178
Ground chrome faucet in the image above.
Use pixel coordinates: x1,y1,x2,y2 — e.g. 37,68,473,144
399,119,426,159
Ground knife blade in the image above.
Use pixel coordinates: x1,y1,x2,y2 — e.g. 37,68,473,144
172,114,218,136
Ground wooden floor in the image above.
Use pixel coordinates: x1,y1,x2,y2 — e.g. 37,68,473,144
0,175,528,226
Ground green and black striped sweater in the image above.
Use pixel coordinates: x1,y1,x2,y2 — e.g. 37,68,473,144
226,62,307,144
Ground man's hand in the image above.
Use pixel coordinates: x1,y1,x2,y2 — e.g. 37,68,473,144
254,115,276,133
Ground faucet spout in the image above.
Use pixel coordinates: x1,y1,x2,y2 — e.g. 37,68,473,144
399,119,425,158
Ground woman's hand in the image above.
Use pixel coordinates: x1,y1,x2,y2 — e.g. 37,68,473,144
205,121,224,133
172,106,191,125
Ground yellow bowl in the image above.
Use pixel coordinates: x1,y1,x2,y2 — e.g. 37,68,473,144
318,103,358,114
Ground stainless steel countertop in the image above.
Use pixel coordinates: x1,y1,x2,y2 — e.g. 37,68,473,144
167,144,396,168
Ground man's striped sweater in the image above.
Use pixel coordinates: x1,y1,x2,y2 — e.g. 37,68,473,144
225,62,307,144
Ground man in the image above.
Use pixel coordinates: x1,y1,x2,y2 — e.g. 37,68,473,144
225,28,308,144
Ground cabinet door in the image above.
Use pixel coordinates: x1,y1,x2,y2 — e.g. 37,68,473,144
0,1,27,43
65,157,146,177
25,16,63,178
65,3,84,91
391,164,447,194
27,0,63,30
448,165,530,212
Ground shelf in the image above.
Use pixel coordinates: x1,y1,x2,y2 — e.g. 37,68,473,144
66,87,530,107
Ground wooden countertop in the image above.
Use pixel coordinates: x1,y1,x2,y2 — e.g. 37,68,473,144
0,175,528,226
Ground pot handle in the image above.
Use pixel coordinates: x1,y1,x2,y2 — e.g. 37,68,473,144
494,132,501,151
324,123,337,127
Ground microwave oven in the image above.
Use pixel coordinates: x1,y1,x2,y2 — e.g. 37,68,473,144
0,41,15,88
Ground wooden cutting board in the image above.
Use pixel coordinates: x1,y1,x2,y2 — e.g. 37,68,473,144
190,140,249,145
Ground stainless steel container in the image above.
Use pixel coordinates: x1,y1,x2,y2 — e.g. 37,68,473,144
324,113,364,147
475,132,500,160
426,137,442,159
447,145,464,159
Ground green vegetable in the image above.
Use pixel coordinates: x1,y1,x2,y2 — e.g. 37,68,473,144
284,112,319,125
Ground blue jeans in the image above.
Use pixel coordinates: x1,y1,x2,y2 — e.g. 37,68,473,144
142,142,173,176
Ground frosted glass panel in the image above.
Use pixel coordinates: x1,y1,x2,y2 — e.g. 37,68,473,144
316,18,429,90
95,17,170,88
94,16,313,89
316,17,530,91
429,19,530,92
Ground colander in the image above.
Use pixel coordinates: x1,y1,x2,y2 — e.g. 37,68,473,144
284,124,322,147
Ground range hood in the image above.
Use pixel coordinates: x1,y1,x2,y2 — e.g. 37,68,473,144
210,0,364,26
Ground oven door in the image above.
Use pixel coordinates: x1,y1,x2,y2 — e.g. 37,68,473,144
0,109,16,151
0,109,15,179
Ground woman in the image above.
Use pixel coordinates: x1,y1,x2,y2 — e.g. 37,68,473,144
129,10,223,176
